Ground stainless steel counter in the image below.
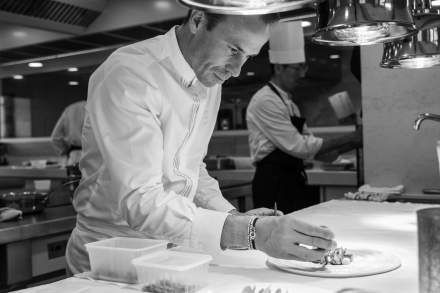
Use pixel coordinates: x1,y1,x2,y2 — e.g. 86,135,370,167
0,205,75,245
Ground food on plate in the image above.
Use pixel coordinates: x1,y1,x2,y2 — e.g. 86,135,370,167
142,280,197,293
320,247,353,265
241,285,282,293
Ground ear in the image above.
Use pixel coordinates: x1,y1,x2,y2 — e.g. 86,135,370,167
188,10,205,34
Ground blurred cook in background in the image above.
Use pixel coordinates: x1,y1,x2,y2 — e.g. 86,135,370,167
51,100,86,166
247,22,362,214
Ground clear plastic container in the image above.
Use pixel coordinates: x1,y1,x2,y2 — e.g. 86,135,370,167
85,237,167,283
132,250,213,293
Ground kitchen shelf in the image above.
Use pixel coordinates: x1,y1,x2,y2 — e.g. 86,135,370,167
0,166,67,179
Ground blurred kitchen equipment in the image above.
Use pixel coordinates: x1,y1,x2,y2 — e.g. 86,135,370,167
328,91,356,123
0,96,14,138
313,0,417,46
423,139,440,194
66,163,81,193
417,207,440,293
178,0,317,15
0,191,49,214
381,0,440,69
204,155,235,170
0,143,8,166
413,114,440,196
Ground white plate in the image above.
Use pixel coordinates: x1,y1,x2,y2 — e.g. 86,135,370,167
267,249,401,278
202,282,333,293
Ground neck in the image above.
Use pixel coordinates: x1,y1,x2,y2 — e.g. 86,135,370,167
175,25,195,71
270,77,287,93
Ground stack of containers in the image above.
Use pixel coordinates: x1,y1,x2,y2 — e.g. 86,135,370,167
85,237,168,283
85,237,213,292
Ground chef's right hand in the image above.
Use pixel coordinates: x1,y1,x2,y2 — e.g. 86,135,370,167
255,214,337,262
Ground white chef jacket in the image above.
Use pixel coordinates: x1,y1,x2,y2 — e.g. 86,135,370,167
51,101,86,155
66,27,234,274
246,82,323,164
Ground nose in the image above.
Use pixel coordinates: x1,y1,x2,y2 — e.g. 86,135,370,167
227,55,248,78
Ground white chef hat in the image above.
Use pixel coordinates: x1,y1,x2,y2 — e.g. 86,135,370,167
269,21,305,64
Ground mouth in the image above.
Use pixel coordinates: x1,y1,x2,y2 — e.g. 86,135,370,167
214,73,225,82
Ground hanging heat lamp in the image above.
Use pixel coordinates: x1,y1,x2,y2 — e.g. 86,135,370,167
312,0,417,46
178,0,318,15
381,0,440,69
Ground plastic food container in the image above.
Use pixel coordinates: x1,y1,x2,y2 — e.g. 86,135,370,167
85,237,167,283
132,250,213,293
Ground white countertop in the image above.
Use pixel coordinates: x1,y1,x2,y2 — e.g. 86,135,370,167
13,199,435,293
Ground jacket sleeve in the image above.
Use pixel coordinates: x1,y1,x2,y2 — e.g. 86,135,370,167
194,162,235,212
248,95,323,159
86,57,228,253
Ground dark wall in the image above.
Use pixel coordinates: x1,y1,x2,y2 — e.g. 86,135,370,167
3,69,90,136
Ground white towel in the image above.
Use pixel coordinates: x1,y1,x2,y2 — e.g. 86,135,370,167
345,184,404,202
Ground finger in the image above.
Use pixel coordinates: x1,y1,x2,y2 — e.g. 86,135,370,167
289,217,335,240
252,208,276,216
286,244,328,262
290,230,337,250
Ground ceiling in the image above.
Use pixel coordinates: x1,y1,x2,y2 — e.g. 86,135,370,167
0,17,184,64
0,0,317,78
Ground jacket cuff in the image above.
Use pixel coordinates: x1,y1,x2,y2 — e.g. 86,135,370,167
204,195,236,212
311,137,324,159
191,208,229,255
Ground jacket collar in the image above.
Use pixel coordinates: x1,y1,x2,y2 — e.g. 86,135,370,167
166,26,197,88
269,81,291,102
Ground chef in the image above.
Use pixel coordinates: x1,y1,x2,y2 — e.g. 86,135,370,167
247,22,362,214
51,100,86,166
66,10,337,274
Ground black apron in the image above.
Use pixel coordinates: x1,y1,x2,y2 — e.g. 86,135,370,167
252,83,318,214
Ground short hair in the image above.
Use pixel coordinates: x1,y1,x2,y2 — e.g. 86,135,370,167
183,10,279,31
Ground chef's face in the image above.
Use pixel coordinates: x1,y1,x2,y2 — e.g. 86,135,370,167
279,63,307,93
189,12,271,87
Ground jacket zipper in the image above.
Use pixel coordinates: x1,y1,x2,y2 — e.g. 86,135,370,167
172,95,201,197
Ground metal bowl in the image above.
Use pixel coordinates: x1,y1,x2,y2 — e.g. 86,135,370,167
0,191,49,214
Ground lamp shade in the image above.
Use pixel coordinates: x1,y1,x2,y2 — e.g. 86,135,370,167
178,0,317,15
312,0,417,46
381,1,440,69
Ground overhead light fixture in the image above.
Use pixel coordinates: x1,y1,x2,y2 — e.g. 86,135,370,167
312,0,417,46
381,0,440,69
301,21,312,28
67,67,78,72
68,81,79,86
12,75,23,80
155,0,172,10
28,62,43,68
178,0,317,15
12,31,27,38
329,54,340,59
